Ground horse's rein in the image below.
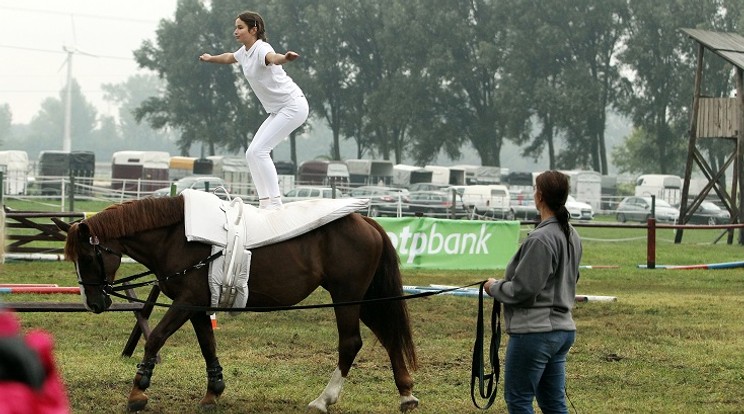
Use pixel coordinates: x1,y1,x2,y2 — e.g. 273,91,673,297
80,237,223,293
103,279,488,312
471,281,501,409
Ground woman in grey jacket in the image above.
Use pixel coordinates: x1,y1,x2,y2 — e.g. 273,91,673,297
484,170,582,414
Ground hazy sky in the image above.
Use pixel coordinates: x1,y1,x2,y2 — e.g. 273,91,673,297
0,0,179,124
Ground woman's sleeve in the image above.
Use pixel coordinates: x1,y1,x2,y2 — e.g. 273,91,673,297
489,238,553,305
257,42,275,66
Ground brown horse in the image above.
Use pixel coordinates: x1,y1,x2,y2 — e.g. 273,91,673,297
57,195,418,413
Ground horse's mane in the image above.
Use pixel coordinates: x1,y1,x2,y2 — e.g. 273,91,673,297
64,196,185,261
88,195,185,240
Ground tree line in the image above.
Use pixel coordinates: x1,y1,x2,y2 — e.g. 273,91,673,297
2,0,743,177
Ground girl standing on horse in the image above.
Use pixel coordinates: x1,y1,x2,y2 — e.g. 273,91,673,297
200,10,308,210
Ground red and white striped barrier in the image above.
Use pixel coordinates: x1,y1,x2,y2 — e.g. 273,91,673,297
0,286,80,294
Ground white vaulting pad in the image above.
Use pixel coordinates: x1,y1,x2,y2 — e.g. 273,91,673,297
182,189,370,248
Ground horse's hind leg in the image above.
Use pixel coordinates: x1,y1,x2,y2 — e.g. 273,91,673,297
127,308,193,412
361,309,418,411
190,311,224,409
382,339,418,411
307,305,363,413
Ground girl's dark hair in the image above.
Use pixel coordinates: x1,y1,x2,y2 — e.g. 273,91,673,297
238,11,267,41
535,170,571,241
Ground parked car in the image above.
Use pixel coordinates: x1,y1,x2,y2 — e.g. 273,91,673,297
349,186,410,217
509,190,539,221
408,190,468,218
615,196,679,223
687,201,730,225
152,176,227,197
566,195,594,221
283,186,346,203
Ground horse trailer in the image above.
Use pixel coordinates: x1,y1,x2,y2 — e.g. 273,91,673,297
111,150,170,192
0,150,29,195
424,165,466,186
531,170,602,211
37,150,95,195
346,159,394,187
297,160,349,186
392,164,433,188
634,174,683,206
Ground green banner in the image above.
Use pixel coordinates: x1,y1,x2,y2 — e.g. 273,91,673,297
374,217,520,270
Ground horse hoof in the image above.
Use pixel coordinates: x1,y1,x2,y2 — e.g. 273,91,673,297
306,401,328,413
200,393,219,411
399,395,419,412
127,388,148,413
127,399,148,413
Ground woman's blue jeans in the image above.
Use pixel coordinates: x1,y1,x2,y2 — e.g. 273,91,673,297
504,330,575,414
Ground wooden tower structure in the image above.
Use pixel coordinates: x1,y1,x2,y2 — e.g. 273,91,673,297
676,28,744,244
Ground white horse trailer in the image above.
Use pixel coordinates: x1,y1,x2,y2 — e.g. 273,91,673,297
346,159,394,186
424,165,466,186
634,174,683,206
0,150,29,194
392,164,433,188
531,170,602,211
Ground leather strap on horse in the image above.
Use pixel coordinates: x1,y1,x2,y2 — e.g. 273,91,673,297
471,280,501,410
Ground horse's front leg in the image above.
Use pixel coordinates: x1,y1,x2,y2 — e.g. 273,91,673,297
190,311,224,409
127,307,194,413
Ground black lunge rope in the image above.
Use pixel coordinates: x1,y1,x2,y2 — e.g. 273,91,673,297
471,281,501,409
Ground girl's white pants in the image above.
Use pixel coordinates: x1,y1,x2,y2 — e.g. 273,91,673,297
245,95,309,200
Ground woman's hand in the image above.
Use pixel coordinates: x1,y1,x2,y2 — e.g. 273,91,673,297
199,53,212,62
483,278,498,297
285,51,299,61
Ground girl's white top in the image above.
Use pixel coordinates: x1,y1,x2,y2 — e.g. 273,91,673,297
234,40,303,113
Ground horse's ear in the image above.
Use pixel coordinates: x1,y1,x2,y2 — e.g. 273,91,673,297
52,217,71,233
76,222,91,239
65,221,92,242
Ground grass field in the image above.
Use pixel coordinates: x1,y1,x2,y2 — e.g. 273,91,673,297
2,209,744,413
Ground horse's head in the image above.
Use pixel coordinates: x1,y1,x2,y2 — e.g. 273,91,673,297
56,219,123,314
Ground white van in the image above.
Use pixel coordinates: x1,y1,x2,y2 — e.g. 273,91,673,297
634,174,682,206
461,185,512,219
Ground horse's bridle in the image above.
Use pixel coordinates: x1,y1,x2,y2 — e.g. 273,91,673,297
77,235,123,293
78,234,225,296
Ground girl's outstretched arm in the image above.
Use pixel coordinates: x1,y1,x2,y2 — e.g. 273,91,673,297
199,52,237,64
265,51,299,65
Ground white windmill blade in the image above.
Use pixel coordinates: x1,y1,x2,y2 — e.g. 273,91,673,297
56,53,70,73
64,15,100,58
74,47,100,58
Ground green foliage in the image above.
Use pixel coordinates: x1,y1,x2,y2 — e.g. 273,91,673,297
133,0,264,156
612,126,687,175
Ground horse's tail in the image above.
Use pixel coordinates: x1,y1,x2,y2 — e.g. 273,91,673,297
360,217,417,371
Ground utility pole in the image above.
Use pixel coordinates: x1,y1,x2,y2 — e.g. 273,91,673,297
62,46,74,152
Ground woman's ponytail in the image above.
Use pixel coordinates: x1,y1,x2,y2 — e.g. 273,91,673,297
555,205,571,242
